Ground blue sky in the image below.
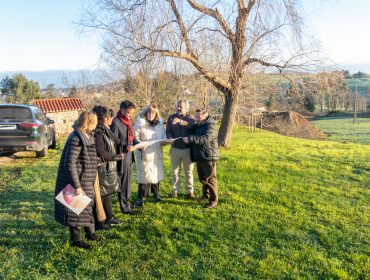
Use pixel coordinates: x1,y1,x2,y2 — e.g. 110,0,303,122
303,0,370,71
0,0,100,72
0,0,369,73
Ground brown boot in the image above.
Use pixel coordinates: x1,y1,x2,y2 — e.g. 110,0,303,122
187,192,195,199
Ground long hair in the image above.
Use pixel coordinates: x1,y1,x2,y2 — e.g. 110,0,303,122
142,105,160,123
74,111,97,133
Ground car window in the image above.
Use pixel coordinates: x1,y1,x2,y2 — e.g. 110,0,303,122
34,109,46,122
0,107,32,121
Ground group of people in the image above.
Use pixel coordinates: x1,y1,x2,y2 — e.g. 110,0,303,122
54,99,219,249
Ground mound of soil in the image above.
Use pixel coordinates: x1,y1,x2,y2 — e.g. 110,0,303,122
258,111,326,140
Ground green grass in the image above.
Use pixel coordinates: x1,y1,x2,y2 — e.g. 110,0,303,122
0,127,369,279
311,113,370,144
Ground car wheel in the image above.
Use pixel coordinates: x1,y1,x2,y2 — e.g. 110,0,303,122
50,134,57,149
36,144,48,157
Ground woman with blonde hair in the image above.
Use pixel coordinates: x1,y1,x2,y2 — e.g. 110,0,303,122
134,105,166,207
54,111,99,249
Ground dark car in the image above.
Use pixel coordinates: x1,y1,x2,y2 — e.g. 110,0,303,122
0,104,56,157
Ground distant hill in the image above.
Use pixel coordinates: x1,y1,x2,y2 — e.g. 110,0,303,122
0,70,102,89
340,63,370,74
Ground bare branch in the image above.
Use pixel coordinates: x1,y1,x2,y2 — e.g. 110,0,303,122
168,0,197,58
195,27,229,40
187,0,235,41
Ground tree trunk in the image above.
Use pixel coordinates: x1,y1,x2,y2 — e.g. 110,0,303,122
218,89,239,148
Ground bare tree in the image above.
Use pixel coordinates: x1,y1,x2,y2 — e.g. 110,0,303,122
80,0,320,147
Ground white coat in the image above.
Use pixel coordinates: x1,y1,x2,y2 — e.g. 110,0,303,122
134,117,166,184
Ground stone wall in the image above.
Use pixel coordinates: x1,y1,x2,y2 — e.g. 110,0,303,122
47,111,80,137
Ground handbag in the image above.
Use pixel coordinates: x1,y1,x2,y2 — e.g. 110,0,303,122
98,165,120,196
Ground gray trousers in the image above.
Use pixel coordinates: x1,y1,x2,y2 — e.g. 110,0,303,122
170,147,194,194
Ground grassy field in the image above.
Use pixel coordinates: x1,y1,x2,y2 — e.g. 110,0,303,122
311,113,370,145
0,126,369,279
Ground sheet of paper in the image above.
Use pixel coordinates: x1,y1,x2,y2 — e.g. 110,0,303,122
133,138,181,149
134,140,161,149
162,137,181,143
55,184,92,215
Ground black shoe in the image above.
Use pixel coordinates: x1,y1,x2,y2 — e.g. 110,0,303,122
205,201,217,209
153,195,162,202
95,222,109,231
105,217,122,226
72,240,91,249
124,209,138,215
135,198,144,207
86,233,100,241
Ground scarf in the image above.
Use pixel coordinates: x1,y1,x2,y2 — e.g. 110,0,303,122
116,111,134,145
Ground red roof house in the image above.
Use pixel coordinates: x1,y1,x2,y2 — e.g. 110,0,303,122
34,98,84,137
34,98,84,113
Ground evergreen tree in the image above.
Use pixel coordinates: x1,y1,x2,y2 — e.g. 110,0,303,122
0,73,41,103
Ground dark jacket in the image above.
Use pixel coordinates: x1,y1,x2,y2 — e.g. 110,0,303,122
189,116,219,162
166,113,195,149
54,128,97,228
95,124,120,196
110,117,139,174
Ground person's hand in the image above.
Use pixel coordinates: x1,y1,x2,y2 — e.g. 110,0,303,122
127,145,136,152
97,157,103,167
75,188,84,196
183,137,189,144
114,153,125,160
172,118,181,125
162,141,170,146
181,120,188,126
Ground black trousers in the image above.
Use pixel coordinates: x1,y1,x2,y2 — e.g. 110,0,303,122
102,195,113,220
69,225,95,242
118,163,133,213
196,161,218,202
138,183,160,199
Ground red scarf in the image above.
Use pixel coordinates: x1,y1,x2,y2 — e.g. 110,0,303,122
116,111,134,145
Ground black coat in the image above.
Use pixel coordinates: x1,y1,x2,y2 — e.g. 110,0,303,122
95,124,120,196
166,113,195,149
54,128,97,228
189,116,219,162
110,117,138,174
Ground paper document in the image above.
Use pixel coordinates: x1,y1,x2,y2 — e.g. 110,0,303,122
162,137,181,143
55,184,92,215
134,138,181,149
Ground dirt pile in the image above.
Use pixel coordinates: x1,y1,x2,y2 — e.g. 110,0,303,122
258,111,326,140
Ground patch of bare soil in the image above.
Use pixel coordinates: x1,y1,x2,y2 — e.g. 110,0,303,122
259,111,327,140
0,154,15,165
0,151,36,166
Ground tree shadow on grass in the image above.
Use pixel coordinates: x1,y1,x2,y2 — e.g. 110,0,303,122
0,164,67,277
